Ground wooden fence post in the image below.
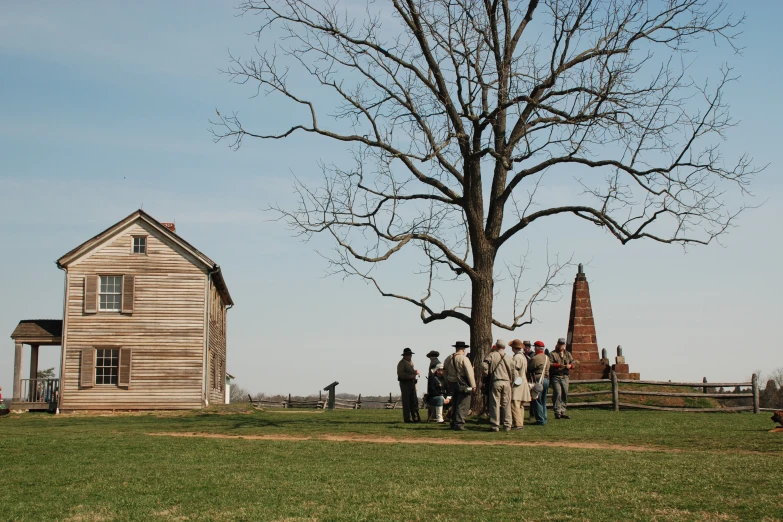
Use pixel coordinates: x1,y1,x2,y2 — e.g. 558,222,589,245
288,393,292,408
702,377,708,394
611,370,619,412
752,373,759,414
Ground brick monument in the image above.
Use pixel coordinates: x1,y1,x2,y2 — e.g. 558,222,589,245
565,264,639,380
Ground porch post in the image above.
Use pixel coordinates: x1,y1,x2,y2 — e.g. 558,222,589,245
13,342,23,402
29,344,40,401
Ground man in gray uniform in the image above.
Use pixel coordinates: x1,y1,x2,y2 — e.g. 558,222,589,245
397,347,420,422
549,338,575,419
482,339,514,432
528,341,550,425
447,341,476,431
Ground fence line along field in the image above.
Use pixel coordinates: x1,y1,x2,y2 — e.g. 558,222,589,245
243,372,764,413
2,406,781,521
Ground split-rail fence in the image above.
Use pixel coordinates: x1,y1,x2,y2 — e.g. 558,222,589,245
249,373,765,413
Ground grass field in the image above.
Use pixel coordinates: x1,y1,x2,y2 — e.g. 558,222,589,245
1,407,781,521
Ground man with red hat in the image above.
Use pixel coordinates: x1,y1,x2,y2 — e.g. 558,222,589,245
527,340,550,425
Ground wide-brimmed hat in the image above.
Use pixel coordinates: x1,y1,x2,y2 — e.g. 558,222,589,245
452,341,469,349
494,339,507,348
509,339,524,349
401,347,414,356
523,340,532,347
426,350,440,358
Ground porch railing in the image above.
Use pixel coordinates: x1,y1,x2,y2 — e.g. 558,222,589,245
18,378,60,404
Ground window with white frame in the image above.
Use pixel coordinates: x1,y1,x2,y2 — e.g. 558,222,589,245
99,276,123,311
132,236,147,254
95,348,119,385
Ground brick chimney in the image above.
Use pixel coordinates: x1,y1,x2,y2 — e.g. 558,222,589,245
161,222,176,233
566,264,638,380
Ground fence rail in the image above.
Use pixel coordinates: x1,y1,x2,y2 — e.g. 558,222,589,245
246,374,761,414
566,372,759,413
249,392,400,410
17,378,60,404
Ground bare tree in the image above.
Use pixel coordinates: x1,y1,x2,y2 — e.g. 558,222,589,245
214,0,758,411
765,368,783,389
230,382,251,403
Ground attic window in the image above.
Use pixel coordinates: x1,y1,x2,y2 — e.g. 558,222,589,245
132,236,147,254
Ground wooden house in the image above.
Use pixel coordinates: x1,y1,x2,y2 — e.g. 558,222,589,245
9,210,233,411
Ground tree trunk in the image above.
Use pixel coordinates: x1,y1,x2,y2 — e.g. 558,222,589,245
469,263,495,414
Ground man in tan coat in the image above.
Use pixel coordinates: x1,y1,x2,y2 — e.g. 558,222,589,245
482,339,514,432
397,347,420,422
509,339,531,430
447,341,476,431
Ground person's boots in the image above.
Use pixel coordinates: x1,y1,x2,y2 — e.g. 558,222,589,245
435,405,444,423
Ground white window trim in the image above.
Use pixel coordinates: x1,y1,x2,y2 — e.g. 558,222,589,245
131,235,148,255
95,347,120,386
98,275,123,312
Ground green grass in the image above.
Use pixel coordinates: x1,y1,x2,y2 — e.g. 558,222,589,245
1,408,781,521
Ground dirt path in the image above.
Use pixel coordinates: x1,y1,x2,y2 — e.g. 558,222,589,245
146,431,678,453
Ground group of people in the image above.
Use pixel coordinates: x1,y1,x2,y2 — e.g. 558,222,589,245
396,337,575,431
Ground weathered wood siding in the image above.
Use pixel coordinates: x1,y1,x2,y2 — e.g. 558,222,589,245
207,281,227,405
61,220,208,410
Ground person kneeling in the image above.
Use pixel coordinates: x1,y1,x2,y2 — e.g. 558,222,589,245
427,364,450,423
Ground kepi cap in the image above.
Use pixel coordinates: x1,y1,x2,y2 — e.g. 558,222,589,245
557,338,566,345
534,340,545,348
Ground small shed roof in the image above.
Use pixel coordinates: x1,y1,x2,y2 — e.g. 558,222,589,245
11,320,63,344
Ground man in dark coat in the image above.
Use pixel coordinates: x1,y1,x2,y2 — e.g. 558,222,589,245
427,364,449,423
397,347,420,422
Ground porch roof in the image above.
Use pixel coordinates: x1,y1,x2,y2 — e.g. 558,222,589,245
11,319,63,345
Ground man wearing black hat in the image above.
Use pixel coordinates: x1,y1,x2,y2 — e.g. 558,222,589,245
397,348,421,422
549,338,575,419
446,341,476,431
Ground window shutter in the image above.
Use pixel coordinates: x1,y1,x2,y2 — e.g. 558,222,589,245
80,348,95,388
84,276,98,314
118,347,132,388
121,275,135,314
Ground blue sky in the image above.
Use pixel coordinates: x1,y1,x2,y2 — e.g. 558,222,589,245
1,1,781,397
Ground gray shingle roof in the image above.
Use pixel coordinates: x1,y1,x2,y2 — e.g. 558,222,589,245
11,320,63,340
